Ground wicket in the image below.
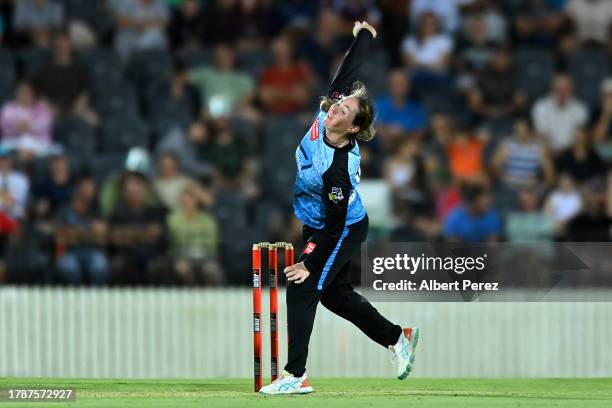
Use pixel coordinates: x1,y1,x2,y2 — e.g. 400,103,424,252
252,242,294,392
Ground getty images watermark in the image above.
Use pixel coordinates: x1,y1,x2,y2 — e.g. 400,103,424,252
371,253,497,292
360,242,612,302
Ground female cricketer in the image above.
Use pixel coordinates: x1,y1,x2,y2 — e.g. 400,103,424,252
259,21,420,395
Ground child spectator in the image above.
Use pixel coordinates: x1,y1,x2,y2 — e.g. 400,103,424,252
544,173,583,235
168,186,221,285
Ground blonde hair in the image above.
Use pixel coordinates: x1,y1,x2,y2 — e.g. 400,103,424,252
320,81,376,142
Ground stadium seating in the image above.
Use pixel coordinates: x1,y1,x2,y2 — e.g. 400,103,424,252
52,117,97,166
100,116,149,152
359,46,389,98
514,48,555,101
78,48,123,82
87,152,126,183
125,49,174,91
93,80,140,119
16,47,52,78
568,48,609,109
262,116,303,208
237,47,273,78
182,46,214,68
0,48,16,104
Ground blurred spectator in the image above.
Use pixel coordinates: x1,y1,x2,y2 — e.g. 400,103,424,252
295,8,342,83
280,0,320,26
556,16,580,66
167,0,206,51
432,169,461,222
565,0,612,45
156,121,213,181
332,0,381,32
114,0,169,60
424,112,454,170
0,147,29,219
201,0,241,45
151,60,201,119
383,138,427,204
532,73,588,153
0,211,18,235
378,0,410,66
187,44,257,120
55,176,110,285
544,173,582,234
402,12,453,86
505,188,554,242
390,205,440,242
468,0,507,45
168,185,221,285
238,0,282,46
512,0,565,47
259,36,312,114
593,78,612,162
459,11,496,72
375,70,427,144
99,147,156,218
491,118,555,190
443,182,501,242
410,0,475,33
152,151,212,211
32,153,73,217
608,169,612,218
1,80,55,160
109,171,167,284
557,127,606,184
467,48,526,120
445,125,486,182
564,178,611,241
33,32,98,125
207,119,255,194
14,0,64,48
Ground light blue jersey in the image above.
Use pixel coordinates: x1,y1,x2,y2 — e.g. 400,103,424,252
293,110,366,230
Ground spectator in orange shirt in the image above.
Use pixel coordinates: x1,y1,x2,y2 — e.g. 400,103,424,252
259,36,312,114
445,125,486,181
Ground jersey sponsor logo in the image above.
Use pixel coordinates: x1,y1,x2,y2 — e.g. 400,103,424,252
348,190,356,204
304,242,317,254
328,187,344,204
310,117,319,141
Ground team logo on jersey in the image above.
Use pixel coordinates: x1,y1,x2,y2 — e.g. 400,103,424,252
310,118,319,141
304,242,317,254
328,187,344,204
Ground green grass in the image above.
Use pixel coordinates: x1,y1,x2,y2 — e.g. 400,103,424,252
1,378,611,407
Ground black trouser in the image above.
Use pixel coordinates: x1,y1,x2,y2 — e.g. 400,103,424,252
284,215,402,377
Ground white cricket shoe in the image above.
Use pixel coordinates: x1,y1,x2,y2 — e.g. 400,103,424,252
389,327,420,380
259,370,314,395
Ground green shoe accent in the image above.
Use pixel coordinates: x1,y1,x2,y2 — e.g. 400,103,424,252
398,327,420,380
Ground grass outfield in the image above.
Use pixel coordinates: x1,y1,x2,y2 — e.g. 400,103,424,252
0,378,611,407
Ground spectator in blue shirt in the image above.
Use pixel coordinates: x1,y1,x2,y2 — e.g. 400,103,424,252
375,69,427,149
443,182,501,242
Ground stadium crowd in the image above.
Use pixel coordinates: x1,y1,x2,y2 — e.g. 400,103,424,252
0,0,611,286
